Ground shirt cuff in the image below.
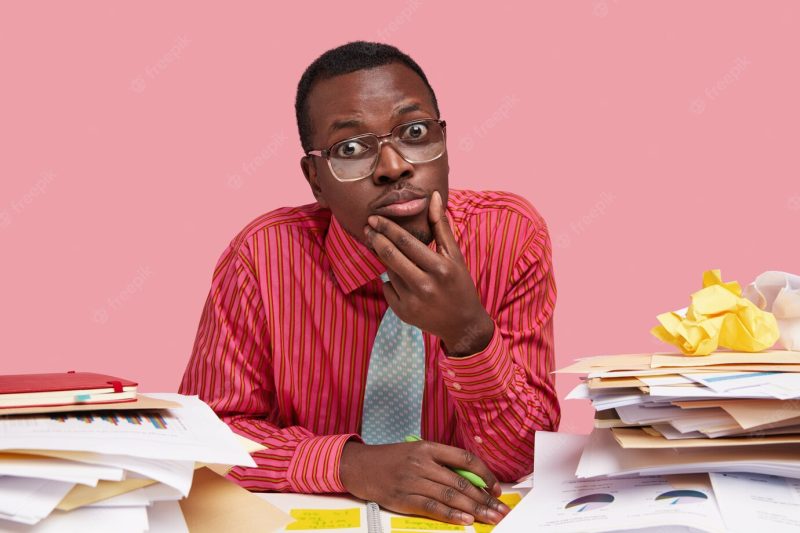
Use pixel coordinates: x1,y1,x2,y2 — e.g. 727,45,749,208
287,433,361,493
438,323,513,400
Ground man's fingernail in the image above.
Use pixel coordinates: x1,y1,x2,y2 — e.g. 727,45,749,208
367,215,379,228
461,513,474,525
498,503,511,514
487,510,503,523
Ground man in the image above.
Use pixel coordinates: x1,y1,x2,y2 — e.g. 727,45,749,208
180,41,559,526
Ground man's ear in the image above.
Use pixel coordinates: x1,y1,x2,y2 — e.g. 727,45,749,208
300,156,329,208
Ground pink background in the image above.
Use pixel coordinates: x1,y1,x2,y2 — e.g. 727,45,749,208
2,2,798,433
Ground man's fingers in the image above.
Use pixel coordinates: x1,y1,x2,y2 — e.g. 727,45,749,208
425,465,509,522
402,491,474,526
428,191,463,261
429,442,501,496
364,225,425,287
382,273,401,308
367,215,440,272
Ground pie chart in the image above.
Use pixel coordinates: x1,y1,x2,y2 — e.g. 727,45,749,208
655,489,708,505
565,493,615,512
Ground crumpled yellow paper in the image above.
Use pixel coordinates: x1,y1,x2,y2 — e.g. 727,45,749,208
651,269,780,356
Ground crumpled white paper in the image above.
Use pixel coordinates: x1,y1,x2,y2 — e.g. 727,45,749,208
743,271,800,350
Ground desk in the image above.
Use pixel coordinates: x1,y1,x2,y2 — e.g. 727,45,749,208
257,484,527,533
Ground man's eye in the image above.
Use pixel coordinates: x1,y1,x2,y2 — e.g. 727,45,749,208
335,140,370,158
401,122,429,141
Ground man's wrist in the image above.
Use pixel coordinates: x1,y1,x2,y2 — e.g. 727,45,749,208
442,313,495,357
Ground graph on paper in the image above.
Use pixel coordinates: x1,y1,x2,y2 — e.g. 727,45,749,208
49,412,169,429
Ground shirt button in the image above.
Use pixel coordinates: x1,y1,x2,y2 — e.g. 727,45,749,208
452,382,462,391
474,436,483,444
447,370,456,378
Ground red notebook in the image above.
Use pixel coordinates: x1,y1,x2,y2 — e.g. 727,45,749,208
0,371,138,409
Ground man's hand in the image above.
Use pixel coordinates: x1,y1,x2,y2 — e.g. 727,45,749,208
364,190,494,357
339,440,510,525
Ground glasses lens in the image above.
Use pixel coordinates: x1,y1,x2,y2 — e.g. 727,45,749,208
327,120,446,181
393,120,445,163
329,136,379,181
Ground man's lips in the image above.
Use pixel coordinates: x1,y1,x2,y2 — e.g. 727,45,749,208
373,197,429,218
373,189,429,218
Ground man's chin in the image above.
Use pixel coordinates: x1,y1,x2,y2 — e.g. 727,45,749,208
393,215,433,244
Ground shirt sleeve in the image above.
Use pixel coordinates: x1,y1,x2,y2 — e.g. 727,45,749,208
178,239,359,493
437,213,560,482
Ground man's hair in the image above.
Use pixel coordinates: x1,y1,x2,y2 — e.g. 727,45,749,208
295,41,439,153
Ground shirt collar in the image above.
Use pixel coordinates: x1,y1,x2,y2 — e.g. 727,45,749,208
324,213,387,294
323,211,443,294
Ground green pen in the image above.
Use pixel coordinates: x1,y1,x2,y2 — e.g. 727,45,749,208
404,435,488,489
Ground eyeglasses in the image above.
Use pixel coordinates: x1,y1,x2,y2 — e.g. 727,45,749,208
305,118,447,182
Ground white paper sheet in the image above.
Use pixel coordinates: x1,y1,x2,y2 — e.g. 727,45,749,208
576,429,800,480
684,371,800,398
88,482,184,507
0,456,122,486
616,404,721,426
710,472,800,532
146,501,188,533
495,432,726,533
0,506,148,533
0,477,74,525
0,394,255,467
744,271,800,350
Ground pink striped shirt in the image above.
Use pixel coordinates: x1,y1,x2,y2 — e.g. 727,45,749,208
179,189,559,493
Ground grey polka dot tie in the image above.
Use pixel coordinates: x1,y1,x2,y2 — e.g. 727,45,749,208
360,272,426,445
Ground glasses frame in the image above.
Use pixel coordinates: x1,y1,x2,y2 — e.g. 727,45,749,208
305,118,447,182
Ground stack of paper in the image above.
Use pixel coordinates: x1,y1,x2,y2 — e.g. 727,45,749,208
496,431,800,533
559,350,800,479
0,392,291,532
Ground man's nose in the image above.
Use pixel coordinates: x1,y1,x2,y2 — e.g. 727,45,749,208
371,142,414,185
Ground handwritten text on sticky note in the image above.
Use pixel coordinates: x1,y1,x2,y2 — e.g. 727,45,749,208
391,516,465,530
286,508,360,530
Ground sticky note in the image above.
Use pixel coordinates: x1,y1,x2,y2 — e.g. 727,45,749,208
390,516,465,530
472,493,523,533
285,508,360,530
497,492,522,508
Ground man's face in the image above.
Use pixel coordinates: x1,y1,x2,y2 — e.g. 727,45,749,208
301,62,449,245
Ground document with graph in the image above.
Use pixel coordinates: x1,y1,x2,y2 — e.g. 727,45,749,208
0,393,255,467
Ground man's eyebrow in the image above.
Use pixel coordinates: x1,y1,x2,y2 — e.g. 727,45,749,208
327,118,362,135
393,102,422,116
326,103,424,135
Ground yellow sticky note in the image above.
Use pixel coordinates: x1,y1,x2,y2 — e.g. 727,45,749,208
471,493,523,533
651,269,780,356
390,516,465,530
497,492,522,508
286,508,360,530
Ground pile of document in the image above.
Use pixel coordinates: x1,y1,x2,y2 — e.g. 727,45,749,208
0,393,291,532
560,349,800,479
496,431,800,533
